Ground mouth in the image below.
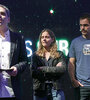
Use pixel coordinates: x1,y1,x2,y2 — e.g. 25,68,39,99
42,42,47,45
0,21,1,23
42,42,46,44
42,41,46,43
0,19,2,23
81,30,87,33
0,19,3,25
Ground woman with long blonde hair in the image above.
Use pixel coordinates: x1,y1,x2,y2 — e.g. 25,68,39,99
32,29,66,100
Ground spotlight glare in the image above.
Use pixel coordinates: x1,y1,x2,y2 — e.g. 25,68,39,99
49,9,54,14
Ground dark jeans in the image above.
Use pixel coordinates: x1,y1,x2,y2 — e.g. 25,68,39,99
74,86,90,100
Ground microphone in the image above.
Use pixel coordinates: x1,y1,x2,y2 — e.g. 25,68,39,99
80,29,81,31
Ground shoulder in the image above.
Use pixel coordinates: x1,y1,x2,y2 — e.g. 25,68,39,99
57,50,64,55
71,36,82,43
32,52,37,56
10,30,24,39
70,36,82,48
57,50,65,57
56,51,66,62
32,52,42,61
32,52,39,58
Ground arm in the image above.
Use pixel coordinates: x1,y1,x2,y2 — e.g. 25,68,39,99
38,52,66,74
68,58,83,87
37,52,66,81
8,34,28,76
31,53,45,81
39,61,66,74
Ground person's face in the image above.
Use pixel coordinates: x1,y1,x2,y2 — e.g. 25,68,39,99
80,18,90,36
41,31,54,49
0,7,10,27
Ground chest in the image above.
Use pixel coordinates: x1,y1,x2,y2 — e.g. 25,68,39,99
74,40,90,55
0,38,11,59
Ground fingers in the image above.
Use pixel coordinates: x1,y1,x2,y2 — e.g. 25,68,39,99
78,81,84,87
72,79,84,88
56,62,62,66
7,66,18,76
72,82,79,87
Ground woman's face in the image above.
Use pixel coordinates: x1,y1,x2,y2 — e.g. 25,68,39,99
40,31,54,49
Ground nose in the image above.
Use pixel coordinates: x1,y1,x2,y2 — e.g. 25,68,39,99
80,25,85,30
42,37,46,41
0,13,1,18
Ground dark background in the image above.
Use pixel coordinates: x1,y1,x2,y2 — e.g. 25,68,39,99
0,0,90,100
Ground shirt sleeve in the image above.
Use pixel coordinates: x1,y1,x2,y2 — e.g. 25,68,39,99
69,40,76,58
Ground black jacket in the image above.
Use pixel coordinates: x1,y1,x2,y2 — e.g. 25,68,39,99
31,51,66,96
9,31,27,100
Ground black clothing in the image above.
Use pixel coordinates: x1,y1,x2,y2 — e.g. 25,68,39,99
10,31,27,100
0,97,18,100
31,51,66,97
74,86,90,100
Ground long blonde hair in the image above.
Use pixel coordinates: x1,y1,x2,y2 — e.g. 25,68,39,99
36,29,60,58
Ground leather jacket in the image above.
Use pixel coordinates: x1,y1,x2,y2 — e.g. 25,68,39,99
31,51,66,96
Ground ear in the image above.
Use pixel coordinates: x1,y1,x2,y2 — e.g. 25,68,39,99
52,38,54,42
7,17,10,23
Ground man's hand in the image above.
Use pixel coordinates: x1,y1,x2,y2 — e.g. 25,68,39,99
71,79,84,87
6,66,18,76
